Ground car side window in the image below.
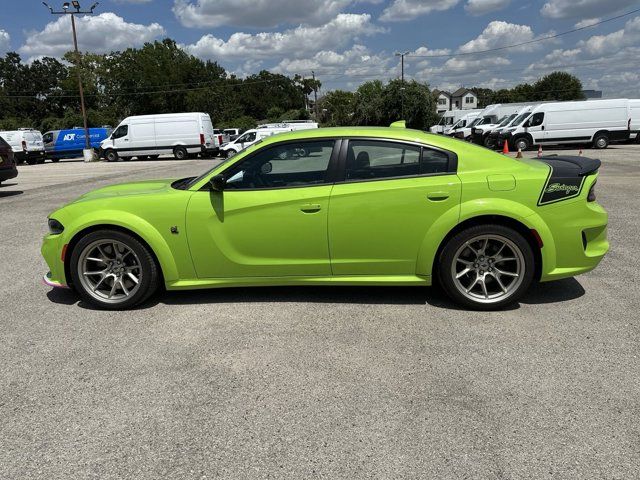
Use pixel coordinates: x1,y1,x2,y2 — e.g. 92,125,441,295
345,140,451,181
223,140,335,190
112,125,128,139
529,113,544,127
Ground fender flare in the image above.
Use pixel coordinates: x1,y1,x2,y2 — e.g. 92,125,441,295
416,198,556,278
62,210,180,283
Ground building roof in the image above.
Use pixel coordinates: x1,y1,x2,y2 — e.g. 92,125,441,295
451,87,476,98
433,89,451,98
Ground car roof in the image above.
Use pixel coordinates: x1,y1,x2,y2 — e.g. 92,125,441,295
258,126,468,151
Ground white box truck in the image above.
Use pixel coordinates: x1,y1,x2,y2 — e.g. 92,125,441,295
499,99,631,150
99,112,221,162
0,129,45,165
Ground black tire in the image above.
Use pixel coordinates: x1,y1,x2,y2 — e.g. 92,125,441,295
149,155,160,159
105,149,119,162
593,133,609,149
483,135,495,149
51,158,60,163
137,155,150,161
173,146,188,160
26,158,37,165
37,158,45,165
69,229,160,310
437,224,535,311
513,136,531,151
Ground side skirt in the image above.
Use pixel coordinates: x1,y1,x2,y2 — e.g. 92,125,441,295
166,275,431,290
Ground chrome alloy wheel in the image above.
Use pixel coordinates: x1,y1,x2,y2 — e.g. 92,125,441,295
451,234,525,304
77,239,142,304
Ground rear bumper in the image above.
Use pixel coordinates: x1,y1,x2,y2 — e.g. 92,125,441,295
201,145,220,156
539,198,609,282
15,150,46,161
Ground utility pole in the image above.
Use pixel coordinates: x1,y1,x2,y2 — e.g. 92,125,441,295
43,1,99,160
395,51,410,120
312,70,319,120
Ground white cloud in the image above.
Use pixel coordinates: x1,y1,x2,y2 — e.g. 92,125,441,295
275,44,394,78
19,13,164,60
465,0,510,16
380,0,460,22
184,14,384,62
574,18,601,29
0,29,9,53
458,21,553,54
173,0,379,28
541,0,638,19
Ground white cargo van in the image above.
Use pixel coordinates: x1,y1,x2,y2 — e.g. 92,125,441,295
257,120,318,130
99,112,221,162
470,103,548,146
630,99,640,142
220,125,313,157
500,99,631,150
0,129,45,165
445,112,481,139
430,109,481,134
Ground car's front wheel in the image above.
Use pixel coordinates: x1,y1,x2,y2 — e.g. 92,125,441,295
69,230,160,310
438,224,535,310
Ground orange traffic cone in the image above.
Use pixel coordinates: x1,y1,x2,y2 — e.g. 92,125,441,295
516,148,523,158
537,145,542,158
502,140,510,154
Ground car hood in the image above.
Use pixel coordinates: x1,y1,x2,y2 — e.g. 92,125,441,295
72,178,177,203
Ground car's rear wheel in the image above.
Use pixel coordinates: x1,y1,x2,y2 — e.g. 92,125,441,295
438,224,535,310
51,158,60,163
69,230,160,310
593,133,609,149
173,146,188,160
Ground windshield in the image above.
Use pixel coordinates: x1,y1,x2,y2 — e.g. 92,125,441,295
498,114,517,127
469,118,482,128
511,112,531,127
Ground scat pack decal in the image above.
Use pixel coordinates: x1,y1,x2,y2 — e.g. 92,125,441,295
537,165,586,206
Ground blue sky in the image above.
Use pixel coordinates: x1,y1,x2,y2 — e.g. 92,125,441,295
1,0,639,96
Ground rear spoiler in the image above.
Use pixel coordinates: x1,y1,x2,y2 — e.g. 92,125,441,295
536,155,601,206
538,155,601,176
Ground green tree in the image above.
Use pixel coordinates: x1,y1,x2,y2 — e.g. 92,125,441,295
317,90,356,126
533,72,584,101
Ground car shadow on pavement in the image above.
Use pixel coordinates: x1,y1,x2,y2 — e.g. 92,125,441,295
0,190,23,198
45,277,586,311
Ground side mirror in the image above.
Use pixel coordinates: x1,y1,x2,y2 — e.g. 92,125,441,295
210,174,226,192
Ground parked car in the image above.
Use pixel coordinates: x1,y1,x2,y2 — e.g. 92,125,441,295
43,127,112,162
445,112,480,138
99,112,221,162
499,99,631,150
42,125,608,311
0,129,45,165
0,135,18,185
213,129,231,145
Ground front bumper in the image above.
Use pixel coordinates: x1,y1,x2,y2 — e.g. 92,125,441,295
43,272,68,289
41,232,68,288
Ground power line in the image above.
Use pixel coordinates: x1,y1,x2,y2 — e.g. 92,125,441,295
407,8,640,59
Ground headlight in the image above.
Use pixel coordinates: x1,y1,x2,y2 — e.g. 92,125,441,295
48,218,64,234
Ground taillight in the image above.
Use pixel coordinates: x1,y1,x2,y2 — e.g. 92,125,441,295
587,181,597,202
218,135,223,144
22,140,27,151
200,133,205,145
629,119,632,131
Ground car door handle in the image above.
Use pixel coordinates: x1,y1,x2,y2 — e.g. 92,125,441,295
300,203,322,213
427,192,450,201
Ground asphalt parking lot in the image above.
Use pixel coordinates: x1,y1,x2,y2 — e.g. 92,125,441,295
1,146,639,479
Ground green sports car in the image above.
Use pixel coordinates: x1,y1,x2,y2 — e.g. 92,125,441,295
41,124,609,310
